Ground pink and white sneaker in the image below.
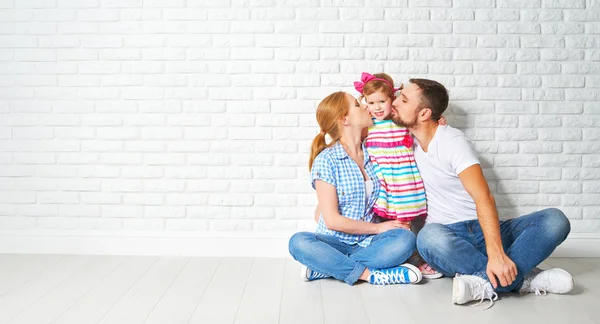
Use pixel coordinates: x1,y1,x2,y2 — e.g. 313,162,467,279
418,262,443,279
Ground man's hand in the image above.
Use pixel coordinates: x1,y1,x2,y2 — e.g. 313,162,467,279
377,220,410,234
486,252,518,289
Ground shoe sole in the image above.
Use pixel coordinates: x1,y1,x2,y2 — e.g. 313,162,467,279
452,276,460,304
423,272,443,280
299,265,309,282
400,263,423,284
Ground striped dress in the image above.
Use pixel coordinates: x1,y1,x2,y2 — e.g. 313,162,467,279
365,118,427,220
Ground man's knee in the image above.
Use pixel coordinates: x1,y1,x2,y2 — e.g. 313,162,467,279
542,208,571,242
416,223,454,257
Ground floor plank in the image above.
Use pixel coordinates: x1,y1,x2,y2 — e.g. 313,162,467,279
278,259,324,324
97,257,189,324
8,256,125,324
544,257,591,276
234,258,285,324
53,256,158,324
0,255,595,324
0,255,91,324
187,258,253,324
320,279,370,324
528,293,597,324
143,257,221,324
0,255,61,298
358,281,417,324
572,257,600,271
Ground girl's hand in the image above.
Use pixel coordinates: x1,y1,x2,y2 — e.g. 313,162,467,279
438,116,447,126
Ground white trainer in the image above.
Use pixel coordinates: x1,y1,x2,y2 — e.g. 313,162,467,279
520,268,574,295
452,274,498,310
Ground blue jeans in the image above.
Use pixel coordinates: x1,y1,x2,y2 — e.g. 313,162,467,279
417,208,571,293
288,228,416,285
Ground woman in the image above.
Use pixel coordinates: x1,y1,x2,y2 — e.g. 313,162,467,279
288,91,421,286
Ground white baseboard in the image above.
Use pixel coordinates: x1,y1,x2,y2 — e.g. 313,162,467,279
0,230,599,257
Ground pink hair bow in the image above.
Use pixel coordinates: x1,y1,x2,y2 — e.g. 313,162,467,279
353,72,399,94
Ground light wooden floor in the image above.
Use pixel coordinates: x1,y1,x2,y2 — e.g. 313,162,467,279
0,255,599,324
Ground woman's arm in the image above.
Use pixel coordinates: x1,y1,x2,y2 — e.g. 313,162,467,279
315,180,406,235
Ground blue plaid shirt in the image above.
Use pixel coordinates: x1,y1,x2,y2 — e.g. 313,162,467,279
311,141,381,247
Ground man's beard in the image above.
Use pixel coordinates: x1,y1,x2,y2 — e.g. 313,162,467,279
392,112,418,129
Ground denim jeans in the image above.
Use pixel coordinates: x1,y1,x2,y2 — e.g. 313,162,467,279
416,208,571,293
288,228,416,285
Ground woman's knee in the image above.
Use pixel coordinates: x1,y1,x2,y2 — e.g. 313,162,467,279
372,229,416,267
382,228,416,251
288,232,314,258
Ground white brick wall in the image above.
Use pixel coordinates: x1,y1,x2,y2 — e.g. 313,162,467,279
0,0,599,243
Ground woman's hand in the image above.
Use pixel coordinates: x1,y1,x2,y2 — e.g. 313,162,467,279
377,220,411,234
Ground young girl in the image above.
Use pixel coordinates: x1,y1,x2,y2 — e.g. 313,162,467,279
354,72,442,279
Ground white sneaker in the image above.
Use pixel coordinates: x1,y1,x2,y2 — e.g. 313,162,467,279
300,265,330,282
452,274,498,310
520,268,574,295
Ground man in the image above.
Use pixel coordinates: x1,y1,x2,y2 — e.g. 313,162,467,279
391,78,573,308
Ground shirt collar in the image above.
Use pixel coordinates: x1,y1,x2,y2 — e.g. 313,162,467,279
331,141,371,166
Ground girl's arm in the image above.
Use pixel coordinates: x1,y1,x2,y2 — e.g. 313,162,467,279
315,180,405,234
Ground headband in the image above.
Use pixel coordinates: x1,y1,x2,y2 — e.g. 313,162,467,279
353,72,400,94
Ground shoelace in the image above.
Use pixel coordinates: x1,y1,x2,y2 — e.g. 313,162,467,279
308,270,329,280
530,276,550,296
522,275,548,296
468,281,499,310
370,270,391,285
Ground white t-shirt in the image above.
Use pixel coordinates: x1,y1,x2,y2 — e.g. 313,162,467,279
365,180,373,206
413,125,480,225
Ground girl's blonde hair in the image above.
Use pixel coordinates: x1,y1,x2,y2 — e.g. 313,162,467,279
308,91,349,171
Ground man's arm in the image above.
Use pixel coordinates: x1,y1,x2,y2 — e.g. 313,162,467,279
458,164,517,289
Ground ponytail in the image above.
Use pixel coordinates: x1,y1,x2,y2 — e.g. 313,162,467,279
308,132,327,171
307,91,349,171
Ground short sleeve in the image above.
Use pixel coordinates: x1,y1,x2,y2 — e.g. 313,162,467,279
311,153,337,190
446,134,480,175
